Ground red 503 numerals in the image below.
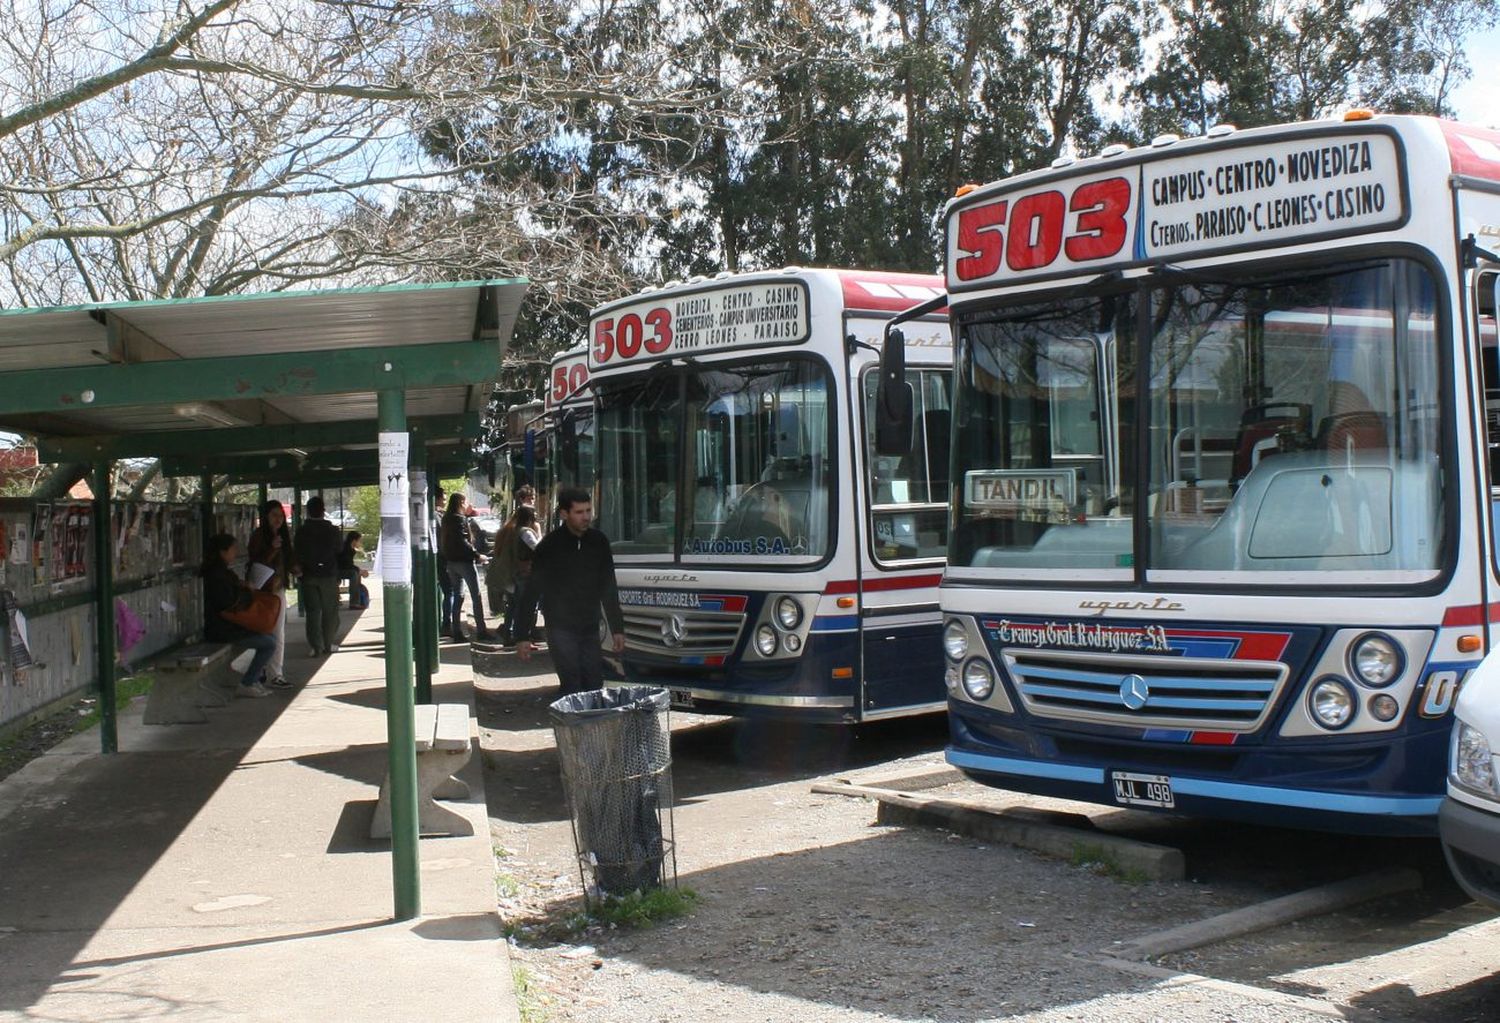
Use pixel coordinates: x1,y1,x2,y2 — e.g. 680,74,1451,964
954,177,1132,281
593,307,674,363
551,363,589,403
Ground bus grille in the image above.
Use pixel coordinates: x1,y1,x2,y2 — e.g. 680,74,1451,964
1001,648,1288,733
623,607,746,658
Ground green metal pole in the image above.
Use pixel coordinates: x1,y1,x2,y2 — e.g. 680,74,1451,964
380,389,420,920
93,461,118,754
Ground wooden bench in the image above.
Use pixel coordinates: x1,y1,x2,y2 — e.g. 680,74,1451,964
370,703,474,839
142,643,234,724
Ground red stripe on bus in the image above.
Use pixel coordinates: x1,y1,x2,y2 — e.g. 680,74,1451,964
1190,732,1238,746
822,574,943,596
1440,604,1500,627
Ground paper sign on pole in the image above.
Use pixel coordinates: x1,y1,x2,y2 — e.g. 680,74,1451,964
378,431,411,585
409,470,429,552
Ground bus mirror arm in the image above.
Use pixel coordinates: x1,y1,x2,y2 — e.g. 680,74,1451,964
1462,234,1500,269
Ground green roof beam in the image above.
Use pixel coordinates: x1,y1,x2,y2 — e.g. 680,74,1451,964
1,340,498,417
38,412,481,462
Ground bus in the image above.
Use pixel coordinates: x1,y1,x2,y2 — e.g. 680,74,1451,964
545,347,595,503
910,113,1500,834
589,268,951,721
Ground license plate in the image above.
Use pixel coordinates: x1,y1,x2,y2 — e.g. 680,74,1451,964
1111,771,1175,809
668,688,695,709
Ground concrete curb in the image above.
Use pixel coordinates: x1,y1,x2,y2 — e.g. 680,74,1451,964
1110,866,1423,960
820,784,1186,881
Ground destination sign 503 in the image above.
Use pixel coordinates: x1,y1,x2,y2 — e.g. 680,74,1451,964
590,281,810,370
947,131,1405,289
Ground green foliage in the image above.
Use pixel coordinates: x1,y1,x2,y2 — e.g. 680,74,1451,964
511,963,548,1023
347,486,380,550
590,886,701,929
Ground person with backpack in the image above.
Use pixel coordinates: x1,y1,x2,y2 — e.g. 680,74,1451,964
486,505,540,645
294,495,343,655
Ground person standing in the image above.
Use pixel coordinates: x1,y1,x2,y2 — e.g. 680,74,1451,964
246,500,298,688
294,495,343,656
433,487,453,635
516,487,625,695
440,492,491,642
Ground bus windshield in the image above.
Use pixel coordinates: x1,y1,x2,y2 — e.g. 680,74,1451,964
953,257,1446,585
597,356,834,563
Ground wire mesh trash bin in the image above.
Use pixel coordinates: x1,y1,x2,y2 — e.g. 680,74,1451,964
550,686,676,901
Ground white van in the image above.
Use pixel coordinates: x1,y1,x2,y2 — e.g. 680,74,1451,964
1440,651,1500,909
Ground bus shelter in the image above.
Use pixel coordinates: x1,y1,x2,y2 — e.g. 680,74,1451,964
0,279,526,919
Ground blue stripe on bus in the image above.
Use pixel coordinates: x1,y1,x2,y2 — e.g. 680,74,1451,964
811,615,859,632
1170,778,1443,816
946,750,1105,783
947,749,1442,817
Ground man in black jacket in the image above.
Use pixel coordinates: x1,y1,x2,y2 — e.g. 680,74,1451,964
294,495,343,656
517,487,624,695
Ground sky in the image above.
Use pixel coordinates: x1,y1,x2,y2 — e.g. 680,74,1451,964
1450,26,1500,127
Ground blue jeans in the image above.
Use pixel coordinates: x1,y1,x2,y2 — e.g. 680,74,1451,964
445,561,487,635
236,632,277,687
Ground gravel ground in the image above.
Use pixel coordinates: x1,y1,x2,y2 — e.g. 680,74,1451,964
474,647,1500,1023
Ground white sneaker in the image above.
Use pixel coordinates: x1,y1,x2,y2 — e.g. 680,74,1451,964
238,683,272,699
329,644,341,654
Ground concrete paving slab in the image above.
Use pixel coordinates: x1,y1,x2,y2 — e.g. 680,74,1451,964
0,590,518,1022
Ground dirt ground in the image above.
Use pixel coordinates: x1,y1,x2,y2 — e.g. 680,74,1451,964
474,647,1500,1023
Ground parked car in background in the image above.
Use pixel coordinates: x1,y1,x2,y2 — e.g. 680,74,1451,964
1440,650,1500,909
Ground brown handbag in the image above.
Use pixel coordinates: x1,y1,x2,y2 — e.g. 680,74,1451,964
221,590,281,634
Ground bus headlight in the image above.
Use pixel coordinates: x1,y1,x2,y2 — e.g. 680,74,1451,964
754,625,778,657
1453,721,1498,796
775,597,803,631
1309,677,1355,729
1368,694,1399,722
961,659,995,700
943,621,969,661
1350,634,1402,687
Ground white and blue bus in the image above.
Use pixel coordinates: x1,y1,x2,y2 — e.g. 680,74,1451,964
915,114,1500,834
545,347,595,502
589,269,951,721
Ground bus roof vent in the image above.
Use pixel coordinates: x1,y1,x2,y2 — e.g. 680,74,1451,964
687,275,707,283
714,270,733,279
1150,132,1181,148
1098,143,1129,159
1206,123,1237,138
781,266,803,273
1050,155,1075,168
664,279,682,289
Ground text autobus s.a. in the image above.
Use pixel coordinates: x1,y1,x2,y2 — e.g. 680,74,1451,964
910,114,1500,834
588,268,951,721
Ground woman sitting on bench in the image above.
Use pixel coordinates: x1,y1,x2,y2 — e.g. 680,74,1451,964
201,533,278,699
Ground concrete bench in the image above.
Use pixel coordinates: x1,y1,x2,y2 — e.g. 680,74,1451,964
371,703,474,839
142,643,234,725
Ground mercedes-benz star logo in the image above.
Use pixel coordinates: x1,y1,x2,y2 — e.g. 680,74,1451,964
660,614,687,648
1119,673,1150,711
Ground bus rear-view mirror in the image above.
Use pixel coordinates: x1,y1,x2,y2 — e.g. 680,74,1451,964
876,327,914,456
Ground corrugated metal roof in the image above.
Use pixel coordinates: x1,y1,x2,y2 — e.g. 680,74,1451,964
0,279,527,444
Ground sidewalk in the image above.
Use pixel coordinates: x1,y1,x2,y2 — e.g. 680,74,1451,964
0,589,519,1022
